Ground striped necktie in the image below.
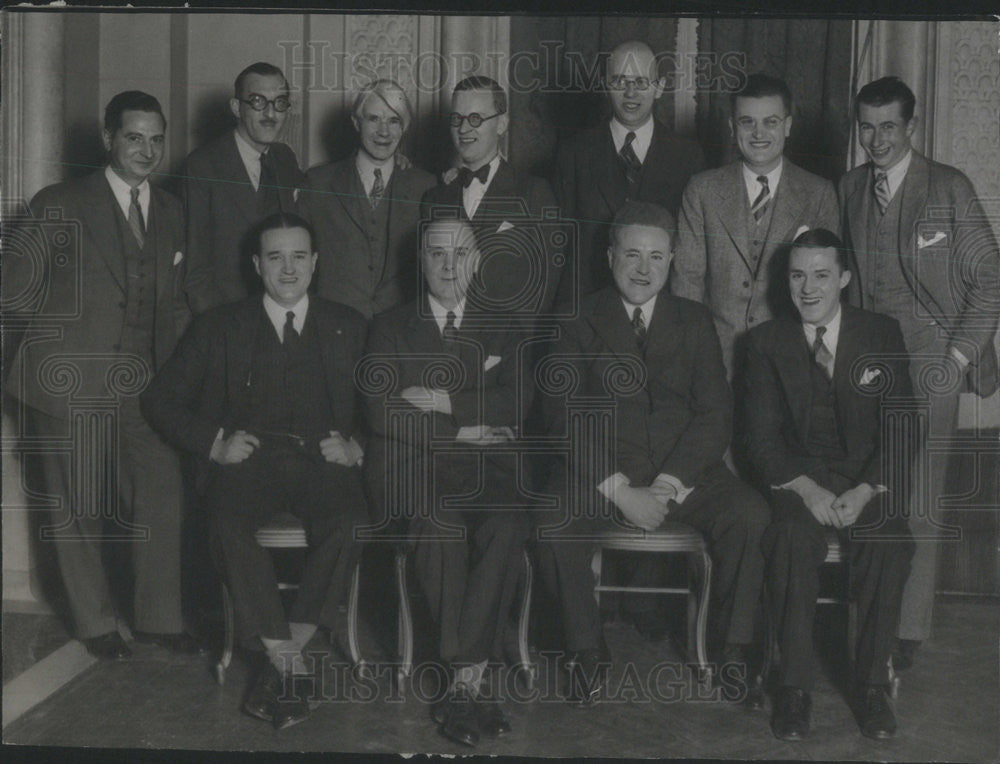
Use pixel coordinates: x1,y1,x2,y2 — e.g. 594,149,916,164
619,132,642,187
369,168,384,211
632,306,647,350
812,325,833,379
874,171,890,215
751,175,770,224
127,187,145,249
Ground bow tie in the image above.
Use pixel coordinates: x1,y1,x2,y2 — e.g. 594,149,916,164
458,164,491,188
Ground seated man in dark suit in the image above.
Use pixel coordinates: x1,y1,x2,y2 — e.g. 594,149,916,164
554,39,705,300
421,76,562,319
537,201,769,706
742,228,915,741
300,78,436,320
184,62,304,313
361,217,530,747
142,212,368,730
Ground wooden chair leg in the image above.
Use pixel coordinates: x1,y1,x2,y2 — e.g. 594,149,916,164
215,582,235,686
517,550,537,689
591,547,603,608
395,549,413,691
347,560,367,676
694,550,712,677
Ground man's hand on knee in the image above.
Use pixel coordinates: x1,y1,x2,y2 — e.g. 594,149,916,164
210,430,260,464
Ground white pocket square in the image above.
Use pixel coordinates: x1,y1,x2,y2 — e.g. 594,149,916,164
917,231,946,248
173,251,184,266
496,221,515,233
484,355,502,371
293,188,301,203
859,367,882,386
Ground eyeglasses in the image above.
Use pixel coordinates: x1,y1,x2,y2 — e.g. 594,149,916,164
238,95,292,113
607,75,652,91
449,111,503,129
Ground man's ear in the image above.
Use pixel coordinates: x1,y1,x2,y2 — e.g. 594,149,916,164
101,129,113,153
652,76,666,100
229,98,241,122
905,115,918,138
350,114,361,134
728,117,736,141
839,269,852,290
252,255,261,278
783,115,793,138
496,111,509,137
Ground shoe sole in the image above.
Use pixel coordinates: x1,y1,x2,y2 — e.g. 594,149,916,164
243,704,274,724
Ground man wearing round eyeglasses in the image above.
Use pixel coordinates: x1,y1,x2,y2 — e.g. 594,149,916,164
671,73,839,380
553,40,705,303
421,75,561,319
183,62,305,314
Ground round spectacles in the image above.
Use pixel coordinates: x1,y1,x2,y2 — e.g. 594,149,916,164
607,76,651,91
238,95,292,113
449,111,503,129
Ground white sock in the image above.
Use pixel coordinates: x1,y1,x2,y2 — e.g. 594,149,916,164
261,636,305,676
451,660,488,697
289,622,318,652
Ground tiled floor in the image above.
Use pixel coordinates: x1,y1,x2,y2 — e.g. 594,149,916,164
3,597,997,760
2,612,71,684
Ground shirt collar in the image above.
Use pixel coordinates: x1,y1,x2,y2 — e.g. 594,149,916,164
877,148,912,199
463,154,501,187
741,158,784,201
234,128,267,186
262,293,309,340
610,116,654,163
104,165,149,220
427,294,466,333
620,293,658,328
802,303,842,356
356,150,395,191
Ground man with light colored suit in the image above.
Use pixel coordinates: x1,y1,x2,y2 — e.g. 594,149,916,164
671,73,839,378
3,91,199,660
184,62,304,314
839,76,1000,668
301,79,435,320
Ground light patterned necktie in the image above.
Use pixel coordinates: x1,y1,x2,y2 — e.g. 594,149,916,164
619,131,642,187
370,168,384,211
127,187,145,249
632,306,647,350
874,170,890,215
812,325,834,379
751,175,770,224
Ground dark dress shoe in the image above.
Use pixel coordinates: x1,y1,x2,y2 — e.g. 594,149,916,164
83,632,131,660
475,697,511,737
133,631,206,655
715,643,764,709
565,646,612,707
272,674,313,730
771,686,811,741
628,609,669,641
855,684,897,739
892,638,920,671
243,664,283,723
439,688,480,747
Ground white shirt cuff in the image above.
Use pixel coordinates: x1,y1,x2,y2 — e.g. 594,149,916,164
597,472,630,500
655,473,693,504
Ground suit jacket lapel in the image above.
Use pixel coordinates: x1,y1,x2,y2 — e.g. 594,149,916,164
713,162,753,272
221,132,264,228
591,289,643,366
83,171,127,294
773,320,814,441
896,153,933,308
763,161,809,267
332,158,368,236
148,188,174,306
832,305,861,446
224,302,260,419
846,166,872,277
595,128,625,217
643,295,679,383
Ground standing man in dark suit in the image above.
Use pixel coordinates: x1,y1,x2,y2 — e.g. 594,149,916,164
839,76,1000,669
361,217,530,747
421,76,561,319
536,202,769,706
301,79,435,320
184,62,304,314
3,91,200,659
142,213,368,729
743,229,915,740
672,73,839,379
554,40,705,300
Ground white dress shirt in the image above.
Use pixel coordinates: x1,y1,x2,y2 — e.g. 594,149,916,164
234,129,269,191
609,116,654,164
356,151,395,196
877,148,912,201
741,158,784,206
104,165,149,226
263,293,309,341
427,294,466,334
462,154,501,220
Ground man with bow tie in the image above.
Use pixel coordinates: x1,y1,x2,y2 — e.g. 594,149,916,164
183,62,304,314
300,79,435,321
536,202,769,708
421,76,562,319
839,76,1000,671
553,39,705,302
142,212,368,729
361,216,531,747
742,228,915,741
671,73,839,380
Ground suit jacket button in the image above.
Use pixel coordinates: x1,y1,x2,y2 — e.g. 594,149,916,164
118,301,126,309
748,316,755,323
743,281,750,288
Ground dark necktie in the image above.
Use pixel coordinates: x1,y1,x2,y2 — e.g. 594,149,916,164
874,170,890,215
442,310,459,351
751,175,770,224
812,325,833,379
619,131,642,187
128,187,145,249
259,151,280,212
369,167,384,210
631,306,647,350
458,164,491,188
283,310,299,350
